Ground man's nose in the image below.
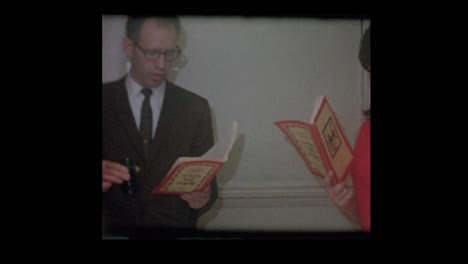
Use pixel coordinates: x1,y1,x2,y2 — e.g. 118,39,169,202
154,54,167,68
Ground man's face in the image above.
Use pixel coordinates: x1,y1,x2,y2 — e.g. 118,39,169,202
125,19,179,88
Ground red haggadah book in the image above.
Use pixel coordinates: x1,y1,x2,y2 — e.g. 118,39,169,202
153,121,238,195
274,96,353,185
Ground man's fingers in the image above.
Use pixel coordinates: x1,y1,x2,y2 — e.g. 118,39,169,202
188,194,209,202
181,192,208,200
188,201,205,209
102,173,124,184
180,191,209,204
180,193,191,201
103,166,130,181
102,160,128,172
102,181,112,192
192,190,210,199
187,196,209,209
102,160,130,181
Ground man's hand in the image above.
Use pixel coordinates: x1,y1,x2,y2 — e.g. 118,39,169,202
180,185,212,209
102,160,130,192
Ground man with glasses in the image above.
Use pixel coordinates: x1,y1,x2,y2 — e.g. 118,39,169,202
102,16,217,238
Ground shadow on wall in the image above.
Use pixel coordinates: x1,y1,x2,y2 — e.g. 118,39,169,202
197,134,245,229
217,134,245,188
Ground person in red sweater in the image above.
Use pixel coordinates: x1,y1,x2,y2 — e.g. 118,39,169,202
323,25,370,232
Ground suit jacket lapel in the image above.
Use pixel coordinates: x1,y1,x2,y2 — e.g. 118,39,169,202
115,78,146,159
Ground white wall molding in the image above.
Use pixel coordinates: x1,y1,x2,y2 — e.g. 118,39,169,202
216,180,333,208
198,179,357,231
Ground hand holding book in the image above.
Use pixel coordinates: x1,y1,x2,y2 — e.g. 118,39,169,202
322,170,360,224
180,184,212,209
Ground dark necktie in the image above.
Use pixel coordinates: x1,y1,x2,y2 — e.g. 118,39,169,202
140,88,153,157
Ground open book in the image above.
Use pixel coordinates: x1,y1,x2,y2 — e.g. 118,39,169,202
152,121,239,195
274,96,353,184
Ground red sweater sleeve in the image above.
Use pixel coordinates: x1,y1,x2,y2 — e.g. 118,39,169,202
351,120,371,231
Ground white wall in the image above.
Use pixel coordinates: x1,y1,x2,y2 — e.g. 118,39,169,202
102,16,366,231
102,16,128,83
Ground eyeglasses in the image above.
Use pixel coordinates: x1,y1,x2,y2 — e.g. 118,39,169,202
133,42,182,62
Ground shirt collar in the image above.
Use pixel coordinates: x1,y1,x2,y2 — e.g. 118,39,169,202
125,75,166,100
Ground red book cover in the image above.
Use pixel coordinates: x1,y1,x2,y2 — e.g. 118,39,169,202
274,96,353,184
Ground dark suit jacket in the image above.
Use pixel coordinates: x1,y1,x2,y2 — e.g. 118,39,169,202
102,76,217,236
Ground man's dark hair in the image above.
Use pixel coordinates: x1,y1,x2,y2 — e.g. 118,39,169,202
359,26,370,72
126,16,181,44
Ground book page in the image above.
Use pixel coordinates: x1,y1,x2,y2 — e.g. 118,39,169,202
313,98,353,181
202,121,238,161
276,121,327,177
310,96,325,124
168,121,238,169
154,160,223,194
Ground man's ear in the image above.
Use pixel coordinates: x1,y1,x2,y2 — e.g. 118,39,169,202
123,37,133,59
